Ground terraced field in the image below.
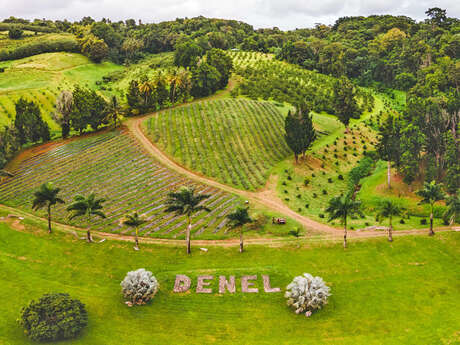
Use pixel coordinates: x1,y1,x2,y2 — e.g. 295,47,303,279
0,129,241,238
144,99,291,190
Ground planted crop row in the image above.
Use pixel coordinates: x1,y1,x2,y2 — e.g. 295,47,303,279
145,99,291,191
0,129,240,238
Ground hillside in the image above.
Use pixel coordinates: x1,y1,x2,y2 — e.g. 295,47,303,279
0,129,241,238
144,99,291,190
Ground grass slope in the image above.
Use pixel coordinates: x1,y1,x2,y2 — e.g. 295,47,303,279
0,52,123,131
0,218,459,344
144,99,291,191
0,51,174,134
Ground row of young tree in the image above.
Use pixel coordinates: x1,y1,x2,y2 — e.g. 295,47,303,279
31,183,253,254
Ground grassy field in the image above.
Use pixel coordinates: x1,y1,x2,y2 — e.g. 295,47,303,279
0,52,123,131
0,128,302,239
0,215,459,344
0,31,75,51
144,99,291,190
0,51,174,133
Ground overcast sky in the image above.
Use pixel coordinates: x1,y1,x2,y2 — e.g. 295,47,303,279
1,0,459,30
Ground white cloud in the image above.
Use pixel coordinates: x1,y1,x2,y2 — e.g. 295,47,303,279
0,0,459,29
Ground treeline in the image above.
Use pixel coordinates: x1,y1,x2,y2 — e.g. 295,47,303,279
2,9,458,77
275,8,460,89
0,38,79,61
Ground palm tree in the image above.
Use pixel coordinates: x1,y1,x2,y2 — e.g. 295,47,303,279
325,193,361,248
443,193,460,225
376,199,404,242
105,95,122,128
67,193,106,243
138,80,154,106
122,211,146,250
416,181,445,236
32,182,64,233
226,206,253,253
164,186,210,254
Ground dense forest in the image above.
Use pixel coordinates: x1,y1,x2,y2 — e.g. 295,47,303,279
0,9,459,194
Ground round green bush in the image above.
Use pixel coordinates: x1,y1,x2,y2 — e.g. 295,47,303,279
19,293,87,342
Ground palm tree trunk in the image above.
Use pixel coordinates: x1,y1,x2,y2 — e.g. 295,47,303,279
186,218,191,254
87,213,93,243
47,204,52,233
239,228,244,253
388,216,393,242
343,218,347,249
387,160,391,189
429,207,435,236
135,227,139,250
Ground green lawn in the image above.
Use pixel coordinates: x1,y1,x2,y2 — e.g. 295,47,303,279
0,217,459,344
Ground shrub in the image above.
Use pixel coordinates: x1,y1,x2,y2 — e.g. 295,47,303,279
0,67,5,73
399,219,405,224
296,194,301,198
19,293,87,342
285,273,331,316
8,28,23,39
121,269,159,306
305,203,309,208
420,219,427,225
322,189,328,195
319,213,325,218
328,178,333,183
282,181,287,186
312,193,317,198
284,190,288,194
287,175,292,180
338,174,344,180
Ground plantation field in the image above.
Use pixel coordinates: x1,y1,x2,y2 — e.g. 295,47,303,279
144,99,292,191
0,217,459,344
0,129,244,239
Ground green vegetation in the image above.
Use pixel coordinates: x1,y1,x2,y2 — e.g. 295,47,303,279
0,218,459,344
144,99,291,190
0,52,123,130
0,129,298,239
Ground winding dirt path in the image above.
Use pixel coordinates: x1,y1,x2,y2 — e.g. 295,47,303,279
126,115,339,235
1,205,456,248
125,114,458,240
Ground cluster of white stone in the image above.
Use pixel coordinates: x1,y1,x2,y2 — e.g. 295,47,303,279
285,273,331,317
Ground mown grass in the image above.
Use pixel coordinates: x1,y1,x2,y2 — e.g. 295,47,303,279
0,216,459,345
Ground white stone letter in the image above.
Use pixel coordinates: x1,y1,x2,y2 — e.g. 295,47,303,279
196,275,213,293
218,275,236,294
173,274,191,293
241,275,258,293
262,275,281,293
